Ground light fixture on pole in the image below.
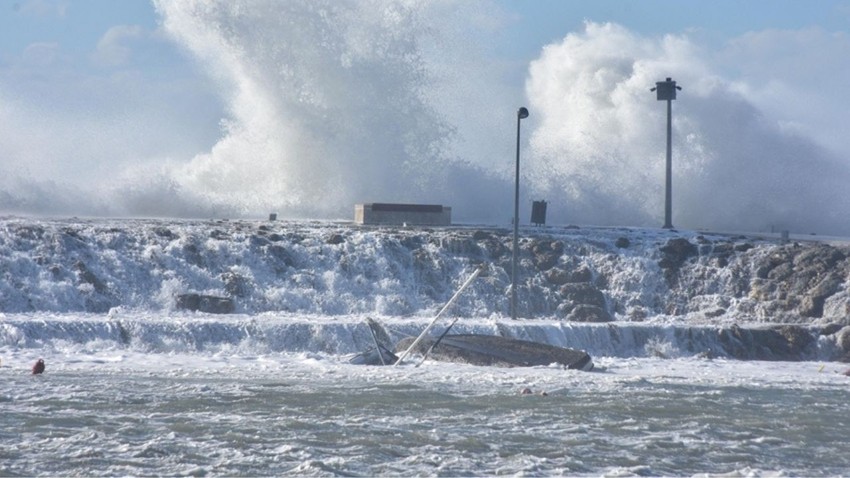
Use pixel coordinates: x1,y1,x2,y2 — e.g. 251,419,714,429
512,106,529,320
650,77,681,229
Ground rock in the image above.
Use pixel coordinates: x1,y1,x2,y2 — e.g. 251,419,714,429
615,237,630,248
397,234,424,250
249,234,270,247
794,244,845,270
182,243,204,267
559,282,607,309
569,265,593,283
658,238,698,270
267,244,295,268
15,224,45,240
326,233,345,245
437,236,480,255
175,293,235,314
472,230,492,241
751,243,848,319
799,276,842,318
820,323,845,336
709,242,735,267
209,229,230,240
473,231,509,259
530,240,564,271
755,249,791,279
835,326,850,362
153,227,175,239
566,304,612,322
734,243,754,252
222,272,251,297
546,265,593,285
776,325,816,358
74,261,108,293
717,324,816,360
703,308,727,318
545,268,570,285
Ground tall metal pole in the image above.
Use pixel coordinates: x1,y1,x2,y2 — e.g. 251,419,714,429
512,107,528,320
664,97,673,229
651,77,680,229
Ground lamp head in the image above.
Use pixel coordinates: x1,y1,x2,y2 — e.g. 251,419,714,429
653,78,679,101
518,107,529,119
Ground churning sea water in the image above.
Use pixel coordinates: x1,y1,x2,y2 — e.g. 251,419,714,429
2,343,848,477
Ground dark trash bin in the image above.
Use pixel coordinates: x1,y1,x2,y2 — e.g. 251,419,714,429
531,200,547,226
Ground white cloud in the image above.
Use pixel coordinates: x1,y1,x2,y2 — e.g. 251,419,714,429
16,0,68,17
92,25,145,67
21,41,61,66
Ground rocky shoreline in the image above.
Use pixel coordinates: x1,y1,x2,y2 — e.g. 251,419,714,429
2,218,850,361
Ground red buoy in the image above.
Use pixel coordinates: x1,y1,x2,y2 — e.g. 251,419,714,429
32,359,45,375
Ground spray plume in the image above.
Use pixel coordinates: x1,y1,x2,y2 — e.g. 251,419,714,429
2,6,849,234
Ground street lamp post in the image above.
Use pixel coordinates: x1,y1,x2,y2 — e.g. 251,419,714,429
512,106,529,320
650,77,681,229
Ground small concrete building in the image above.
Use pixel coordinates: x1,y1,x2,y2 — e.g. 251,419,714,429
355,203,451,226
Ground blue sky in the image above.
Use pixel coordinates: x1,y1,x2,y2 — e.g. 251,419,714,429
3,1,849,57
2,0,850,233
4,1,849,69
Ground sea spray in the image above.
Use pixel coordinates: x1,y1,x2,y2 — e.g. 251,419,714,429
525,22,850,233
3,6,850,234
153,0,511,219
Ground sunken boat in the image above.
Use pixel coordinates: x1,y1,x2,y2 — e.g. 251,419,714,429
395,334,593,370
349,318,593,370
348,266,593,371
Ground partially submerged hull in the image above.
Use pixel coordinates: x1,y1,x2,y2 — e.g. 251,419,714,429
347,317,401,365
348,344,399,366
347,270,593,370
394,334,594,371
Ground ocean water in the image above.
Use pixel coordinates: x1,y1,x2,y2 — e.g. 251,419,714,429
2,218,850,476
2,313,850,477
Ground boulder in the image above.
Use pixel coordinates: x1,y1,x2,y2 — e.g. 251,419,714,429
175,293,235,314
658,238,699,286
531,240,564,271
222,271,251,297
473,231,509,259
74,261,108,293
326,233,345,245
559,282,606,309
835,326,850,362
658,238,698,270
799,276,842,318
566,304,612,323
776,325,816,358
717,324,816,360
750,243,848,319
545,265,592,285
